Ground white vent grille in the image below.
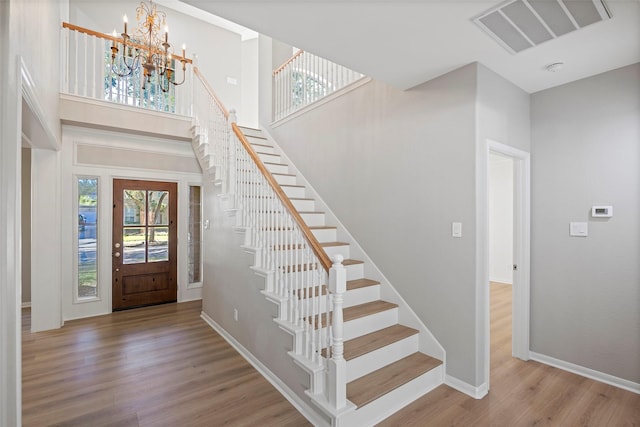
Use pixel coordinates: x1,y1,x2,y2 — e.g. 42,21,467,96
474,0,612,54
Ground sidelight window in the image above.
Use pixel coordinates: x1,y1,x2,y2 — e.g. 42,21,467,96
77,177,98,299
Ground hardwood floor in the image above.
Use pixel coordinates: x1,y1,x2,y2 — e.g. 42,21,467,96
377,282,640,426
22,301,310,427
23,286,640,426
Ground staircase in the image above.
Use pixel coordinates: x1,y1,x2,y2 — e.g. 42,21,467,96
191,117,445,426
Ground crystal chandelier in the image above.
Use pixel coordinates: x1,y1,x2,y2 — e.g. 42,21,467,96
110,0,188,92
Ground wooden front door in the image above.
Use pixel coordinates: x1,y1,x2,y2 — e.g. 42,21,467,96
112,179,177,311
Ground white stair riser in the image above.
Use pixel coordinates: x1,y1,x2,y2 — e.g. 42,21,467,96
257,152,281,164
310,228,337,243
300,212,325,226
282,186,306,198
239,128,264,139
346,335,420,382
345,263,364,281
297,283,381,312
265,163,289,174
290,198,315,211
274,174,298,186
323,244,350,259
341,366,443,427
343,284,380,307
250,143,274,154
320,307,398,341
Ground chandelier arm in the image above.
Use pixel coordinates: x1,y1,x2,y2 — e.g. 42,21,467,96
170,60,187,86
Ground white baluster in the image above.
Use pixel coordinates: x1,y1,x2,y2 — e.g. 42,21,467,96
73,30,79,95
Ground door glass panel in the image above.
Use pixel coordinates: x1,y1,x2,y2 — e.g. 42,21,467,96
123,227,146,264
123,190,146,225
148,227,169,262
148,191,169,225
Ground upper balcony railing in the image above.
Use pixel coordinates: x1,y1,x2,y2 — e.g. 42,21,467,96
61,22,193,116
273,49,365,122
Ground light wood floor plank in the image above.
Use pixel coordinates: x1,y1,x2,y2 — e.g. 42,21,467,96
22,301,311,427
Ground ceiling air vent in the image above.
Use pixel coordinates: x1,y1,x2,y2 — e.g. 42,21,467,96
474,0,612,54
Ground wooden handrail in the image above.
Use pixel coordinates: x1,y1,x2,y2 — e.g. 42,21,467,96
231,123,332,272
273,49,304,76
62,22,193,64
193,67,229,118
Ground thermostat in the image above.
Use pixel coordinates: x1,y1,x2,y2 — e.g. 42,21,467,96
591,206,613,218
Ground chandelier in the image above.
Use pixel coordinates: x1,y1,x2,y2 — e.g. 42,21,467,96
110,0,188,92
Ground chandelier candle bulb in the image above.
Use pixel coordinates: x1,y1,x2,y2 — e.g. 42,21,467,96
182,44,186,58
123,14,127,34
165,26,168,44
112,29,117,48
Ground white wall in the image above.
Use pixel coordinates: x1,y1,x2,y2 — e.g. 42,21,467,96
68,0,242,112
489,155,513,284
531,63,640,384
30,149,63,332
240,38,259,128
269,64,480,385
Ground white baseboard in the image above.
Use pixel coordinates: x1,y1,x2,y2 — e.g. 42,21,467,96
529,351,640,395
445,375,488,399
21,302,31,308
200,312,329,426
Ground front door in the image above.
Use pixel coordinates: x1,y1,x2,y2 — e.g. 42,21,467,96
112,179,177,311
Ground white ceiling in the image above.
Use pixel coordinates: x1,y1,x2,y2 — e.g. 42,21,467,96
180,0,640,93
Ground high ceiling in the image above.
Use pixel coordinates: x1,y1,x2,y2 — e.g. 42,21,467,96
180,0,640,93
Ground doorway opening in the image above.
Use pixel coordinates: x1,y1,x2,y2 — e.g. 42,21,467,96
489,153,515,375
483,141,531,390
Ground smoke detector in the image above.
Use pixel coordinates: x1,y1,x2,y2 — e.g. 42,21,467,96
545,62,565,72
474,0,612,54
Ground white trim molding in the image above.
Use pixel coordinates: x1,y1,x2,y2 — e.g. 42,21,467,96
445,375,488,399
21,58,60,150
200,312,329,427
530,352,640,395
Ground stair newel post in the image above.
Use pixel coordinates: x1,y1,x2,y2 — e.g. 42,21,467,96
327,255,347,409
227,110,237,198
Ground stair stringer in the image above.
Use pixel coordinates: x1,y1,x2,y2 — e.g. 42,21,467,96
260,127,446,364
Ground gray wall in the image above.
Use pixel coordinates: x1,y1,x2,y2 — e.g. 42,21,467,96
531,63,640,383
270,64,480,385
201,183,329,424
21,148,31,304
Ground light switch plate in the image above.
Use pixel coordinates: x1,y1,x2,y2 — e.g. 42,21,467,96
570,222,588,237
452,222,462,238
